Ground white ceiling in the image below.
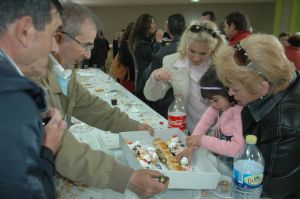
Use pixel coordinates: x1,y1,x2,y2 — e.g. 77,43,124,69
68,0,275,6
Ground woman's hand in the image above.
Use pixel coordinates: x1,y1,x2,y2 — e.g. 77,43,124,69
152,68,172,82
155,29,164,43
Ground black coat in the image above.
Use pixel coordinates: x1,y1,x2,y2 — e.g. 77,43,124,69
242,72,300,199
119,40,135,81
133,37,161,105
143,36,181,118
89,37,110,68
0,50,55,198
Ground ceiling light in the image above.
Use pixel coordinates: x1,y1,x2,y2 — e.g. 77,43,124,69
191,0,200,2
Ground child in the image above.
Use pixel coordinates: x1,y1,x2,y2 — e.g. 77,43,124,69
177,66,244,162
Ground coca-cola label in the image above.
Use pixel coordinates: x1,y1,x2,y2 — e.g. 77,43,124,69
168,114,186,132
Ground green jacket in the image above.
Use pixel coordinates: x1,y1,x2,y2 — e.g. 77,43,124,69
29,65,140,193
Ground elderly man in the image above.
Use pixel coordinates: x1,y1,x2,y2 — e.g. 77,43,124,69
0,0,66,198
29,2,168,198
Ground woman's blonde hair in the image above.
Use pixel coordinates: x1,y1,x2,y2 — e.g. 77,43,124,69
215,33,295,96
177,19,225,59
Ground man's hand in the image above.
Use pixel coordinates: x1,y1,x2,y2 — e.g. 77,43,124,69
43,108,67,154
128,169,168,197
137,123,154,135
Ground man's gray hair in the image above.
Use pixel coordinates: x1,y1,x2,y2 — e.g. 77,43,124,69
61,2,99,37
0,0,62,36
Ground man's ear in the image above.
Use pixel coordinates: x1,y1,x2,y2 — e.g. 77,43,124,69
15,16,34,48
54,32,64,44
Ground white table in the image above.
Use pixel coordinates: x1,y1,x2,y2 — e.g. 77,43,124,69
55,69,230,199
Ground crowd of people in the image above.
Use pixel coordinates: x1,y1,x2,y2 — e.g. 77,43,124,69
1,1,299,199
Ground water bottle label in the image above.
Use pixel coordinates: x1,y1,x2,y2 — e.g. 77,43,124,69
232,168,263,189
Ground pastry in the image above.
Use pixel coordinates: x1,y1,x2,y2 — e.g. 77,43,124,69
154,138,185,171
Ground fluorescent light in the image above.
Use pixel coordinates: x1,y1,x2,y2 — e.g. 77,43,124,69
191,0,200,2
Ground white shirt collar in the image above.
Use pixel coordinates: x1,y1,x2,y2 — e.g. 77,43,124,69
173,57,190,68
50,54,72,79
0,48,24,76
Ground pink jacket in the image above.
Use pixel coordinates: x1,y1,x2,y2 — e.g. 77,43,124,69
192,105,244,157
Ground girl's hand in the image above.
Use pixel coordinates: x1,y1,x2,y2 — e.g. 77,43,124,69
152,68,172,82
176,146,194,163
186,135,203,148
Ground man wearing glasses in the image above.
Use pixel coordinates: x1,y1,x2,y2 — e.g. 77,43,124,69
29,2,168,198
61,31,95,51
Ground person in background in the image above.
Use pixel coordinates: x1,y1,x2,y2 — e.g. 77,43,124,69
0,0,66,198
144,13,186,118
89,30,110,71
278,32,291,47
128,13,163,105
201,11,216,22
177,67,244,166
285,34,300,70
144,20,225,133
218,21,227,37
215,33,300,198
112,29,124,58
29,3,168,198
223,11,251,46
118,22,135,92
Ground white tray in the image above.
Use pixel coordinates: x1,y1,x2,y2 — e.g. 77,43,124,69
120,129,221,189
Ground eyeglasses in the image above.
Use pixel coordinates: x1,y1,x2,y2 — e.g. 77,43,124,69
233,42,268,80
189,25,217,38
61,31,94,52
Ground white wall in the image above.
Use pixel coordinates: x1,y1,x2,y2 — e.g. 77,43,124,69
88,2,275,43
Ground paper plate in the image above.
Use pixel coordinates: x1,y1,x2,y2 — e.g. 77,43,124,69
209,175,232,198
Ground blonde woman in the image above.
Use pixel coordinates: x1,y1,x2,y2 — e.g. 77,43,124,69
144,20,225,133
215,34,300,198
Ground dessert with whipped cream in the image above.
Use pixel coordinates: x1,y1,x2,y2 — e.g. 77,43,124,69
127,135,192,171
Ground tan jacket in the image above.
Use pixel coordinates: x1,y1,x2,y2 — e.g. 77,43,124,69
29,65,140,193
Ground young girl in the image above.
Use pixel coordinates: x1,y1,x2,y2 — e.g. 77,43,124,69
177,66,244,161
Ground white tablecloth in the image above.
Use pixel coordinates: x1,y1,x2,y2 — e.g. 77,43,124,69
55,69,230,199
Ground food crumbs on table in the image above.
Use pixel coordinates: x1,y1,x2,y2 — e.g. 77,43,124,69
201,190,210,197
95,88,104,92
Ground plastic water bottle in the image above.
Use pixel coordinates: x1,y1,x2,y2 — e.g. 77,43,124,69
231,135,264,199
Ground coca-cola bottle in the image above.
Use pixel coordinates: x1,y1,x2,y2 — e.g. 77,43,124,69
168,95,187,134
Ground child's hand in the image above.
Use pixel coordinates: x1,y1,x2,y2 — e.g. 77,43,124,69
186,135,203,148
176,146,194,163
